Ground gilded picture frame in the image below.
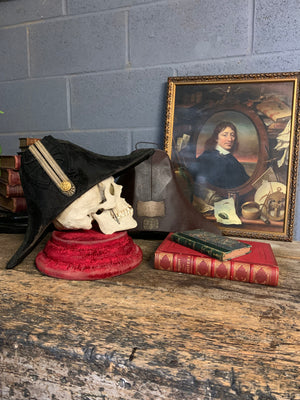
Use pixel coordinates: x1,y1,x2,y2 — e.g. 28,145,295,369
164,72,300,241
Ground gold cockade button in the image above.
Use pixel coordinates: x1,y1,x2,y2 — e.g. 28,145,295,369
60,181,72,192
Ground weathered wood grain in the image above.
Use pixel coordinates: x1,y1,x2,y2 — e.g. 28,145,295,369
0,233,299,399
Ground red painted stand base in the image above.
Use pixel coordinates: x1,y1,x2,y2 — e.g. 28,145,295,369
35,229,143,280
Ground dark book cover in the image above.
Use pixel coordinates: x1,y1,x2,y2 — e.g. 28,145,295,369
0,207,28,233
171,229,252,261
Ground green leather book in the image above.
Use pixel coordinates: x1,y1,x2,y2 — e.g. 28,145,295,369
171,229,252,261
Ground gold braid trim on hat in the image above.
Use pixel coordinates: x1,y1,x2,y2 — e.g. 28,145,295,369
29,141,76,197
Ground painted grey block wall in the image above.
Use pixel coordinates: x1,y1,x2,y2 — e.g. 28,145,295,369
254,0,300,53
0,0,300,239
68,0,160,14
0,0,63,27
70,68,172,130
0,27,28,82
0,79,69,133
29,12,127,77
129,0,250,67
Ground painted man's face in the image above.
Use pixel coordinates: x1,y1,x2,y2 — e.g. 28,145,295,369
217,127,236,151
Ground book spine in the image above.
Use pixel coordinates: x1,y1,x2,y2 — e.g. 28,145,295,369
229,260,251,282
155,251,278,286
11,197,27,213
0,169,21,185
171,234,225,261
0,155,21,170
0,184,24,198
154,251,214,276
0,196,27,213
250,264,279,286
15,155,21,169
19,137,40,147
154,251,175,272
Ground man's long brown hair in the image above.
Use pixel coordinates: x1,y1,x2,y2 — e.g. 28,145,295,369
204,121,238,153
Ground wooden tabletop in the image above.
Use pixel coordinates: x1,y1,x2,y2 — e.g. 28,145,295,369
0,233,299,400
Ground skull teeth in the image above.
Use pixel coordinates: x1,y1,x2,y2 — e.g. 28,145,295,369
110,205,133,220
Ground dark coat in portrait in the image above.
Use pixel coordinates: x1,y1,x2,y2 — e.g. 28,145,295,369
193,149,250,189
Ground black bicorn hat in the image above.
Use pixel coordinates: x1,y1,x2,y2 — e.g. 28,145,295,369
6,135,155,269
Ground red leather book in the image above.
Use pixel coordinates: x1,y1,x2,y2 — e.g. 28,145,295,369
0,181,24,198
0,195,27,213
0,155,21,170
154,233,279,286
0,168,21,185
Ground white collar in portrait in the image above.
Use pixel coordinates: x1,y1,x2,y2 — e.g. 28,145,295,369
216,144,230,155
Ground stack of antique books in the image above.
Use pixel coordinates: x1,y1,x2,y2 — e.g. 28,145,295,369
0,137,39,232
154,229,279,286
0,154,26,213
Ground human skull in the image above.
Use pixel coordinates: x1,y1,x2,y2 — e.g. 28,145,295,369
53,176,137,234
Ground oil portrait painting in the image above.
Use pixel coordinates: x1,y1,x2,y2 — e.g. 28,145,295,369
164,73,300,240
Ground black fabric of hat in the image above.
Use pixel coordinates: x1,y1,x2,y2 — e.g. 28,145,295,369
6,135,154,269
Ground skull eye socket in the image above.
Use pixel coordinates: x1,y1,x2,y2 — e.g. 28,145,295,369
110,184,115,195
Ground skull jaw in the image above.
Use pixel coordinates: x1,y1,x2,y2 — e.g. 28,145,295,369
93,209,137,235
54,208,137,235
53,215,93,231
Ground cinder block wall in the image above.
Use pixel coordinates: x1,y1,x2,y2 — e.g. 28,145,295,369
0,0,300,239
